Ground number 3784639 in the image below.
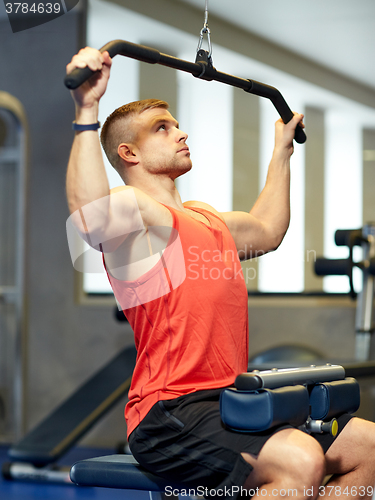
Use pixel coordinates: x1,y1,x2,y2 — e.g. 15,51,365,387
5,2,61,14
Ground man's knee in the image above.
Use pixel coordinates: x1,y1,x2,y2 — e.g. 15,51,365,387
291,440,326,486
242,429,326,490
326,417,375,474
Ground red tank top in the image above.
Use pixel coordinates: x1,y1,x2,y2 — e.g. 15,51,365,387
104,205,249,437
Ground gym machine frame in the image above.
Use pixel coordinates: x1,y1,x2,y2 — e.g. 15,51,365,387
315,223,375,362
3,344,137,483
0,92,28,442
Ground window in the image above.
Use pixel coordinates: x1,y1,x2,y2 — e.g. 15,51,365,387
80,0,375,296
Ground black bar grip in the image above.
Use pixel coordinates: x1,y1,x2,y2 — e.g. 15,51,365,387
65,65,96,91
64,39,306,143
65,40,180,90
314,258,351,276
293,123,306,144
246,80,306,144
64,40,162,90
334,229,362,247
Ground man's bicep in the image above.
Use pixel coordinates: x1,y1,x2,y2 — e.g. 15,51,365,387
68,187,145,253
220,211,276,259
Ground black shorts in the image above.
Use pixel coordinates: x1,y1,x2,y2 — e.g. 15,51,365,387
128,389,352,497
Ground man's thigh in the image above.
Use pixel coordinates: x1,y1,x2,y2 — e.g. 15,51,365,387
241,413,355,490
129,390,293,490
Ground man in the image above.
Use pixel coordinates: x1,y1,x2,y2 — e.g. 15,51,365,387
66,47,375,498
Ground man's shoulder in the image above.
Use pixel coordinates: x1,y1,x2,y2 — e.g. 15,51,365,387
183,200,225,223
109,185,145,198
109,185,172,226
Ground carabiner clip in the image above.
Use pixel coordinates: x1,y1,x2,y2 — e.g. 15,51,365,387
196,0,212,60
196,26,212,60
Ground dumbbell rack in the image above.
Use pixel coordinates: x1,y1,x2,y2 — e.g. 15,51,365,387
315,223,375,362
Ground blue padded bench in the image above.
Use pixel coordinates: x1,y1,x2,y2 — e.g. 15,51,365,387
70,453,192,499
70,365,360,499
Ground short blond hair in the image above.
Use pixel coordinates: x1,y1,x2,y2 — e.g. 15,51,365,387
100,99,169,172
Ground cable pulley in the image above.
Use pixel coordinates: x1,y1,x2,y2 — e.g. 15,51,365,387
196,0,212,63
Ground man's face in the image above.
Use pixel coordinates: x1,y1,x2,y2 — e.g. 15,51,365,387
132,107,192,179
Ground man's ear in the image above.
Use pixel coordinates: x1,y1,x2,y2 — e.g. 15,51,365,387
118,143,139,166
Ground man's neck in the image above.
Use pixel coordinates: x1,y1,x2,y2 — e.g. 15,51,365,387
127,174,185,211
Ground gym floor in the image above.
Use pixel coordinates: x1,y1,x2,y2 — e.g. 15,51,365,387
0,445,147,499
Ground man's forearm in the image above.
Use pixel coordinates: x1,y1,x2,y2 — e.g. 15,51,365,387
248,111,303,249
66,105,110,215
249,153,291,248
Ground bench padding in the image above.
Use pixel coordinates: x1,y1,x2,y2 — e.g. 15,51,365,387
309,377,360,420
220,385,309,432
70,454,181,491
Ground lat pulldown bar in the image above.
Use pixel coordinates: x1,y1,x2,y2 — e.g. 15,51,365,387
64,39,306,144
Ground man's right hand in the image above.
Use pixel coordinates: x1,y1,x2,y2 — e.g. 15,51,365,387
66,47,112,112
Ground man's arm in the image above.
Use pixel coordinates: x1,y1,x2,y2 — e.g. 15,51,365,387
65,48,144,252
221,113,304,260
66,47,112,214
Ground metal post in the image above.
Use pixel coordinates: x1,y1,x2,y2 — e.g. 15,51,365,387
355,223,375,361
0,92,28,440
